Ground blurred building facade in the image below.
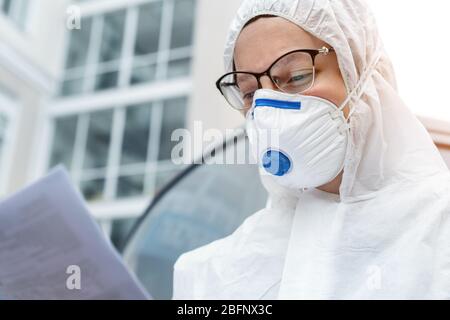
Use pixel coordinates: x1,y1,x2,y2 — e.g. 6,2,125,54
0,0,243,247
0,0,449,248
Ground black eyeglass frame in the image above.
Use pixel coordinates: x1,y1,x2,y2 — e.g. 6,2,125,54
215,46,335,109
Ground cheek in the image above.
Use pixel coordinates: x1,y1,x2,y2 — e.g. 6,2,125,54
306,73,348,109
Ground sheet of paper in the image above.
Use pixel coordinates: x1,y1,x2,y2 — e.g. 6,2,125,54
0,167,151,300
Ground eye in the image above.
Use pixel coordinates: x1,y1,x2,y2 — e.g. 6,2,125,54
288,71,313,84
272,76,281,85
243,91,255,101
290,74,305,82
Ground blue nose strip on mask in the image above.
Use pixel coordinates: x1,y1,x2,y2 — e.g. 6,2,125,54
262,149,291,176
255,98,301,110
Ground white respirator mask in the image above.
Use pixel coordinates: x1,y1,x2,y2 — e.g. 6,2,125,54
246,88,353,190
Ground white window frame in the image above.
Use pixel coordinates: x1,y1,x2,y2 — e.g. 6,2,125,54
60,0,195,97
0,89,19,196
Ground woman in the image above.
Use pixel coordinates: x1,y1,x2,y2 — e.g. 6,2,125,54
173,0,450,299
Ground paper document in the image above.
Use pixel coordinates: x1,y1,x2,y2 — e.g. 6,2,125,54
0,167,151,299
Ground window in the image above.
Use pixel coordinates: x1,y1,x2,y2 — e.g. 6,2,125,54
0,0,30,29
110,217,138,251
0,114,7,170
49,96,188,202
0,88,17,195
60,0,197,96
48,115,78,170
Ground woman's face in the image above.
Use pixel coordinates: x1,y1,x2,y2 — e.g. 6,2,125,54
234,16,348,117
234,16,348,195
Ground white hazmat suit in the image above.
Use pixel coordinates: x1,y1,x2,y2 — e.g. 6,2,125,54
173,0,450,299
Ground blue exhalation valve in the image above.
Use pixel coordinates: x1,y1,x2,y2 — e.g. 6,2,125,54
262,149,291,176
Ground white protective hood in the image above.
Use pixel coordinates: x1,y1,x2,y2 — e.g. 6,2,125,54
173,0,450,299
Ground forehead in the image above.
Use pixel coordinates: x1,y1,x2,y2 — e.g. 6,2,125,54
234,16,322,72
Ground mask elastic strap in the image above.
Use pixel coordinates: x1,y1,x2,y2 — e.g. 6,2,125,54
338,52,382,121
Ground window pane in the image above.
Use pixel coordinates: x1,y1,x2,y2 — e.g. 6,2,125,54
131,63,157,85
167,57,191,79
49,115,78,169
94,70,119,91
1,0,12,14
170,0,196,49
83,110,113,169
60,77,84,96
80,178,105,201
0,114,7,139
158,97,187,161
9,0,29,28
117,174,145,198
0,114,8,164
134,1,162,56
120,103,152,165
110,217,138,251
65,17,92,69
98,10,125,63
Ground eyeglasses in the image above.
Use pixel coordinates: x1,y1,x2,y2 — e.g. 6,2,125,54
216,46,335,111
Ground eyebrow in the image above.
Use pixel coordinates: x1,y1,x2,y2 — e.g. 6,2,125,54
233,48,313,73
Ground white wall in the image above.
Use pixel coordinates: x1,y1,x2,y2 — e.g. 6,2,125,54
188,0,244,134
0,0,69,78
367,0,450,122
0,0,69,193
